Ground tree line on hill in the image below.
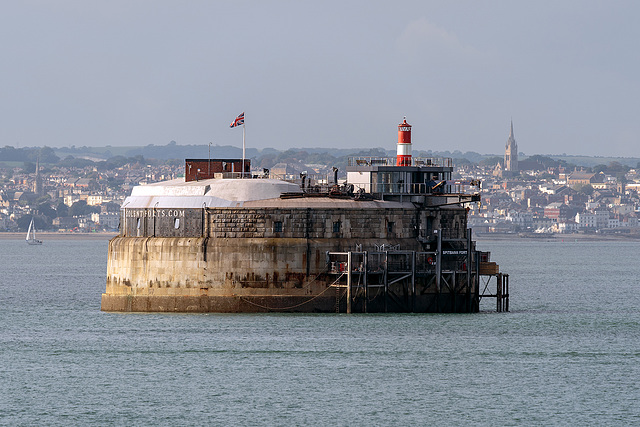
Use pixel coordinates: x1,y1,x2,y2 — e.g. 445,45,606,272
2,144,639,176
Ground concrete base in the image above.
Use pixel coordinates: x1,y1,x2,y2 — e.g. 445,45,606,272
101,293,478,313
101,294,337,313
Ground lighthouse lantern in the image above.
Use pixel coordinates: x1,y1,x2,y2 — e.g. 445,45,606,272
396,117,412,166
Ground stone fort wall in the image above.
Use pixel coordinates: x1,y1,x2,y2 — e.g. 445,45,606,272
120,206,468,241
104,205,470,312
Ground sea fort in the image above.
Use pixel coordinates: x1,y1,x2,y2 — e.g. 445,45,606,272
102,119,508,313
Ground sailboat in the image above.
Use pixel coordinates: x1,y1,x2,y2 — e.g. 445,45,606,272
26,218,43,245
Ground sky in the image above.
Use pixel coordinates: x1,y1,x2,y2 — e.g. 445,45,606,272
1,0,639,157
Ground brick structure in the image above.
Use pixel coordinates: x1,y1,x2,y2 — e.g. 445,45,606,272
185,159,250,181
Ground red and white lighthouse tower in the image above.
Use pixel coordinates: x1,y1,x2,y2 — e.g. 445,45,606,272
396,117,412,166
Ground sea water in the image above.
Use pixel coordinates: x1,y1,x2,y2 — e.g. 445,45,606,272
1,238,639,426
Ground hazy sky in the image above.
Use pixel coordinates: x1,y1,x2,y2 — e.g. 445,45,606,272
1,1,638,156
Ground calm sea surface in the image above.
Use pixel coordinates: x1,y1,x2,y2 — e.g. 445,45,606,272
1,237,639,426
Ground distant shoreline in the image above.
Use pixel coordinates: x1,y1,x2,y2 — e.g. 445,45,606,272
3,231,637,243
0,232,117,240
475,232,640,242
2,231,637,242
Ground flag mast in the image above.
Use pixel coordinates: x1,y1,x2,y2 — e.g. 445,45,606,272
242,123,245,178
230,111,246,178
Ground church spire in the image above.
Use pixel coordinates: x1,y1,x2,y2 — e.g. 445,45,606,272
504,119,518,173
34,155,43,195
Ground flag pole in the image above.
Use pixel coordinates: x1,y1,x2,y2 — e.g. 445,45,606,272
242,123,246,178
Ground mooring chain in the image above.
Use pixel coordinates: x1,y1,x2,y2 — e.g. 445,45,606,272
239,273,346,311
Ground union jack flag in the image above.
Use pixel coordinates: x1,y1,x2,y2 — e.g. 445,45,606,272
229,112,244,128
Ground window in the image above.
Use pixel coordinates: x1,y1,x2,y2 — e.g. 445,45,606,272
387,221,395,233
333,221,341,233
174,218,180,229
274,221,283,233
136,218,141,229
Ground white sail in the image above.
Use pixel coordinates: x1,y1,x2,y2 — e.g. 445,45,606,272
26,218,43,245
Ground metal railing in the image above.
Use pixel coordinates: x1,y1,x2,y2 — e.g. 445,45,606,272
357,182,452,195
348,157,453,168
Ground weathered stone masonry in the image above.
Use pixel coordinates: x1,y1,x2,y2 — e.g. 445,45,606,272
104,203,471,312
121,206,468,241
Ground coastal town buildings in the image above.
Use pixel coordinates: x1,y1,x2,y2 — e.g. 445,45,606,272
0,140,639,236
0,160,181,232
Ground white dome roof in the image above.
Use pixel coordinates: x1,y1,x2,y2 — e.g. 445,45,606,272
123,178,302,209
